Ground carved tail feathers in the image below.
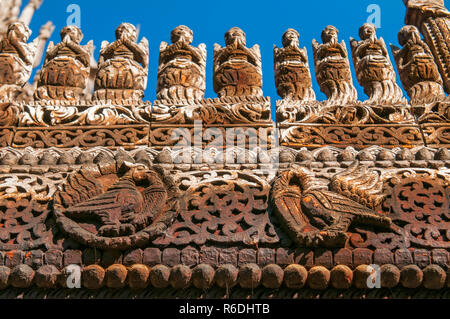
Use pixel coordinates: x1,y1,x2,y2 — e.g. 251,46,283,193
329,160,405,232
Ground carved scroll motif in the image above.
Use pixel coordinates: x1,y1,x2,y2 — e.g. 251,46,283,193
34,25,94,101
157,25,206,101
350,23,406,105
350,168,450,250
274,28,316,102
213,27,263,98
94,23,149,103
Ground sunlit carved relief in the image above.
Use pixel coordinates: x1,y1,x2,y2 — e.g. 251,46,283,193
54,162,180,250
213,27,263,97
157,25,206,101
404,0,450,93
350,23,406,105
94,23,149,103
0,22,38,99
313,26,357,106
391,25,445,105
0,0,22,33
34,25,93,101
274,28,315,102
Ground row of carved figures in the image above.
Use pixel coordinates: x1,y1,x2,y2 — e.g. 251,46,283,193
0,21,447,106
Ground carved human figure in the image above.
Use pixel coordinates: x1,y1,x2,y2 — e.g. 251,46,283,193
54,162,180,250
274,28,315,101
313,26,357,105
93,23,149,102
391,25,445,105
404,0,450,93
34,25,93,101
157,25,206,101
0,21,38,99
213,27,262,97
350,23,405,105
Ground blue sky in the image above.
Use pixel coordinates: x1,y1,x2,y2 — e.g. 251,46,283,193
25,0,414,103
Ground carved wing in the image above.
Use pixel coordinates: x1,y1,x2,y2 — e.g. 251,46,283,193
303,189,381,216
390,44,402,65
197,43,207,71
379,36,392,63
330,160,386,210
159,41,168,53
300,46,309,63
213,43,223,72
63,177,143,223
349,37,359,57
44,40,54,62
27,36,40,65
301,188,392,230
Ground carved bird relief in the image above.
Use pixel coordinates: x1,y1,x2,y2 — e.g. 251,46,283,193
54,162,179,250
271,161,393,248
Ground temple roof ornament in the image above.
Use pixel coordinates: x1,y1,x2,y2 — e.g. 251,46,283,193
350,23,406,105
34,25,94,101
93,23,149,103
0,21,38,99
312,25,357,106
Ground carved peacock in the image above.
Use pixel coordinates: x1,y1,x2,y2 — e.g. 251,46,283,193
271,161,393,248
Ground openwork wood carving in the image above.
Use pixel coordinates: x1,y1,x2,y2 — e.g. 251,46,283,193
53,162,179,249
154,170,280,246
